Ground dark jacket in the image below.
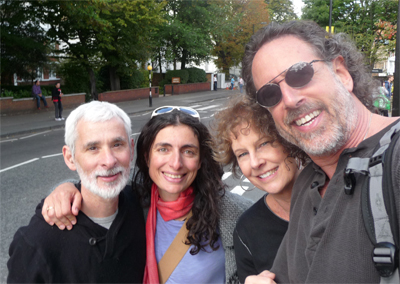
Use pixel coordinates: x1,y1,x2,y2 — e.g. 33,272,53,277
7,185,146,283
52,87,62,102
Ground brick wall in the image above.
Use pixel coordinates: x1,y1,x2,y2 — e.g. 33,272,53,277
0,93,86,115
164,82,210,95
98,87,159,103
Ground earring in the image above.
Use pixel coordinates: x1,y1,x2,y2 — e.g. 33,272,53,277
239,174,256,192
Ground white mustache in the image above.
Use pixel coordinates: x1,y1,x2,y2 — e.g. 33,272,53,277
94,166,125,179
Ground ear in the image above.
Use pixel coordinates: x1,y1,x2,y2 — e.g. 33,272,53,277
332,56,353,93
63,146,77,171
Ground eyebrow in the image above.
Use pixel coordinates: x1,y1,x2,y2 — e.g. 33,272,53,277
153,142,199,149
83,137,127,148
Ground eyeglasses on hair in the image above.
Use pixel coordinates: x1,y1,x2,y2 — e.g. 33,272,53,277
151,106,200,121
256,59,326,108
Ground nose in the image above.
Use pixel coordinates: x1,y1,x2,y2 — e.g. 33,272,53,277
101,148,117,169
249,152,265,169
169,150,183,170
279,82,306,109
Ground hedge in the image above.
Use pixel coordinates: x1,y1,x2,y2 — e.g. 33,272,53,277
185,67,207,83
165,70,189,84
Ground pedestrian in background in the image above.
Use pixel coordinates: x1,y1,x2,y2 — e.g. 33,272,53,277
385,75,394,99
231,77,235,90
52,82,64,121
214,74,218,91
239,77,244,93
32,80,49,110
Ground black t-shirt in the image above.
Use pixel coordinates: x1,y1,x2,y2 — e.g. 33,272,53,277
234,194,288,283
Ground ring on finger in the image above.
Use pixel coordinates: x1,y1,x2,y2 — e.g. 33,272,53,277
46,206,54,212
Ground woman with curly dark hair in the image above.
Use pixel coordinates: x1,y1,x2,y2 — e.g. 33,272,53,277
41,106,252,284
212,95,309,283
134,106,251,284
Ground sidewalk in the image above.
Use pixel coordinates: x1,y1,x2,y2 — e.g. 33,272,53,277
0,89,234,139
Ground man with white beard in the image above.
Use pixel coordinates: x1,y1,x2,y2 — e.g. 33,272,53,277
7,101,146,283
242,21,400,283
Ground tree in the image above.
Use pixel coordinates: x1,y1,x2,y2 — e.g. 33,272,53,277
157,0,216,70
302,0,398,69
266,0,298,23
97,0,165,91
1,1,50,85
41,0,110,100
212,0,270,76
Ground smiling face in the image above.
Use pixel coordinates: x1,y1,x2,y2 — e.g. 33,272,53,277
63,117,133,199
148,124,201,202
231,123,298,196
252,35,357,157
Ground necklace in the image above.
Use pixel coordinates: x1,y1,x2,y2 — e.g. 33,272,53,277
363,113,372,141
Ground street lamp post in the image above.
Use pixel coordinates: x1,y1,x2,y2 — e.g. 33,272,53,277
147,63,152,107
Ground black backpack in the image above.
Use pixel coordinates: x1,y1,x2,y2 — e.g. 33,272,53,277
344,120,400,282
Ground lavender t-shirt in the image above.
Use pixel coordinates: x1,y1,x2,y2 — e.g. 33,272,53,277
155,210,225,283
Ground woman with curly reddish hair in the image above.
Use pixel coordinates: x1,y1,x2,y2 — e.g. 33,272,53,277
212,95,309,283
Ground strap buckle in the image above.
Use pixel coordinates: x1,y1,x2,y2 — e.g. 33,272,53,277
372,242,398,277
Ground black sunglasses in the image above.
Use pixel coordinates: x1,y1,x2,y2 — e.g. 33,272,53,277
256,60,326,108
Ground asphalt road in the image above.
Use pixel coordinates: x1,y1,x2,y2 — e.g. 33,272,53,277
0,96,264,283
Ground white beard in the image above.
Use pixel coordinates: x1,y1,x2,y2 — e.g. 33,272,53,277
75,163,131,199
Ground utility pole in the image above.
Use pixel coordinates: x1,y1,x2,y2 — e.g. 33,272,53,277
392,1,399,116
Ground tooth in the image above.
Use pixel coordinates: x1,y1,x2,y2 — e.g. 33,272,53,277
305,115,311,122
301,118,306,125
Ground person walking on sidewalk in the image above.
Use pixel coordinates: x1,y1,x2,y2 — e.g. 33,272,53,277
32,80,49,110
239,77,244,93
52,82,64,121
214,74,218,91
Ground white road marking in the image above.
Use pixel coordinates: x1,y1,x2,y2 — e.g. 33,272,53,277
131,132,141,136
0,158,39,173
222,172,232,180
42,153,63,159
196,105,219,111
231,186,246,196
19,130,51,140
0,138,18,143
141,112,151,116
191,104,202,108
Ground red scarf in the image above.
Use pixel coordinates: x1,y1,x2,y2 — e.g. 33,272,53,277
143,183,195,284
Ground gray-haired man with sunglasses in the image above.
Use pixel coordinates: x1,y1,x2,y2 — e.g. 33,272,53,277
242,21,400,284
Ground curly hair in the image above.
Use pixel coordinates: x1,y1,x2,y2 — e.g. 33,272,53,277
133,110,225,255
242,20,377,111
212,95,309,178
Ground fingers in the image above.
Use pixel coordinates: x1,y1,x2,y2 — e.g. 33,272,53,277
244,271,276,284
41,182,81,230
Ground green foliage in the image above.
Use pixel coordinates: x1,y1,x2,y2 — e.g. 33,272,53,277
165,70,189,84
266,0,298,23
301,0,398,69
57,61,90,94
1,1,51,84
120,70,145,90
185,67,207,83
1,84,54,98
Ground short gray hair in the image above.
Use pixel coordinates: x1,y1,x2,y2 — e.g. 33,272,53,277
65,101,132,156
242,20,377,111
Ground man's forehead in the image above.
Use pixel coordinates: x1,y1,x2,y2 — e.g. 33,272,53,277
75,117,128,142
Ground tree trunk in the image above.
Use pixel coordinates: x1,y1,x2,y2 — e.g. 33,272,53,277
109,66,120,91
158,49,163,74
87,67,98,100
181,49,188,69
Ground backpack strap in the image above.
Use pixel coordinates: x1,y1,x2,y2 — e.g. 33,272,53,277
345,120,400,281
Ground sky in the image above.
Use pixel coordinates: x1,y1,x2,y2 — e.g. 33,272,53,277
292,0,305,17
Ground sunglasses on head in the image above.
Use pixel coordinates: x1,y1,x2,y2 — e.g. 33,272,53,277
151,106,200,121
256,59,326,108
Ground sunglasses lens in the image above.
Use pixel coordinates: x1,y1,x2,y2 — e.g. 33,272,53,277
155,107,173,114
256,84,282,107
285,62,314,88
180,108,198,116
